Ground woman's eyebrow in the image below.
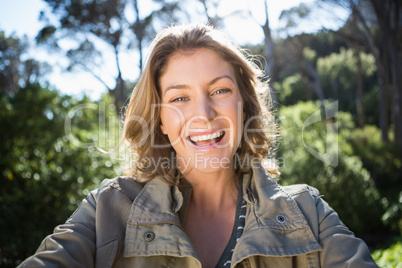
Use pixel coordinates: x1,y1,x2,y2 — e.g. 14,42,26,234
208,74,236,87
163,84,189,96
163,74,236,96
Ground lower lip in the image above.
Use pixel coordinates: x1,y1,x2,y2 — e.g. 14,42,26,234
186,132,226,150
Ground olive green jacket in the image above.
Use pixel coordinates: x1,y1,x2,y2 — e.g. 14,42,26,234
19,164,378,267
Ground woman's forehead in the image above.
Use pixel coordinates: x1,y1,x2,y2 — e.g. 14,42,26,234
161,48,236,84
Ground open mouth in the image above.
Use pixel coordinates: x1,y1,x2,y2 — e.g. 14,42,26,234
188,130,225,147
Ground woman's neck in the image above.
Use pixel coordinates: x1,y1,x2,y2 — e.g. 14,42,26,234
184,168,239,215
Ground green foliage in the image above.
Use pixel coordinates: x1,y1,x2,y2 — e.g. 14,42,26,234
0,31,26,92
372,238,402,268
274,30,347,82
277,101,385,236
317,48,378,124
0,84,121,266
275,74,313,105
274,36,379,127
0,31,47,93
302,47,317,62
345,125,401,233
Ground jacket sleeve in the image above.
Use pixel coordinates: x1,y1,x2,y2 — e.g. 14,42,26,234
18,190,98,267
310,188,379,268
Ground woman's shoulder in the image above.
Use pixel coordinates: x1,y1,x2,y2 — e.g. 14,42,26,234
265,182,325,219
94,176,147,202
278,183,322,211
278,183,337,230
280,183,320,198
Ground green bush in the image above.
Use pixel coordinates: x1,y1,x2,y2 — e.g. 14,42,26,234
345,125,401,234
372,238,402,268
277,101,385,236
0,84,122,266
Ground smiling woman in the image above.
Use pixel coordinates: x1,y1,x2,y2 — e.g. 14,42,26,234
123,24,274,185
19,24,379,268
159,48,244,176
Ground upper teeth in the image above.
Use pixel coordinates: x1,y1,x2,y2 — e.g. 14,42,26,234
190,131,224,142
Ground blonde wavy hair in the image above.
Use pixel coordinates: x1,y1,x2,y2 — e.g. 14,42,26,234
122,23,276,185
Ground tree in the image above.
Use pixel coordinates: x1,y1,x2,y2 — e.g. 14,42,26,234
279,5,333,109
197,0,224,27
317,48,377,125
0,31,25,93
0,32,122,266
0,32,48,94
335,0,391,141
315,0,401,157
274,31,378,127
38,0,180,109
280,0,402,160
368,0,402,162
246,0,277,102
277,33,326,109
0,31,51,94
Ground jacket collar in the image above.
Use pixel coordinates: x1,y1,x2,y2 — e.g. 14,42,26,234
123,176,198,260
232,163,321,265
123,164,321,262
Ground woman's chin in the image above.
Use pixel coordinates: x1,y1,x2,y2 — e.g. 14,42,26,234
177,154,234,175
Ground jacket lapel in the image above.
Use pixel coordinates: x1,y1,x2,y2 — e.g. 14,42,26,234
123,177,198,261
232,164,321,265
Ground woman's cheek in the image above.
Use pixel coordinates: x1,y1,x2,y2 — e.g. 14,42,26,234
163,112,184,142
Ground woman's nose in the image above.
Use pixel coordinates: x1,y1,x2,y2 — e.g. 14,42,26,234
191,96,216,122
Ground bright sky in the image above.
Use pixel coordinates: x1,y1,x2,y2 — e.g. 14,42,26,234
0,0,347,99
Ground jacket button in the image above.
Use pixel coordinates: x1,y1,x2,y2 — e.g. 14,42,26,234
276,214,286,223
144,231,155,242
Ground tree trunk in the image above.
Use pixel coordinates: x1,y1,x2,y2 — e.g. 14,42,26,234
389,39,402,159
306,83,312,101
133,0,143,73
262,0,276,102
300,60,325,108
110,44,127,109
353,44,366,128
370,0,401,153
352,2,389,141
138,35,143,73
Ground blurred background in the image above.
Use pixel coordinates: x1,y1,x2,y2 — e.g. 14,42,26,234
0,0,401,266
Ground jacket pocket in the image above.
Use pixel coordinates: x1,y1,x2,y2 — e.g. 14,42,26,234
96,238,118,268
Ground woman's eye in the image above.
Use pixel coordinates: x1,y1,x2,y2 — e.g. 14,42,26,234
171,97,188,103
212,88,232,95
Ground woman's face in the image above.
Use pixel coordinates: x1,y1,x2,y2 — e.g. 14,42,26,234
159,48,244,174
